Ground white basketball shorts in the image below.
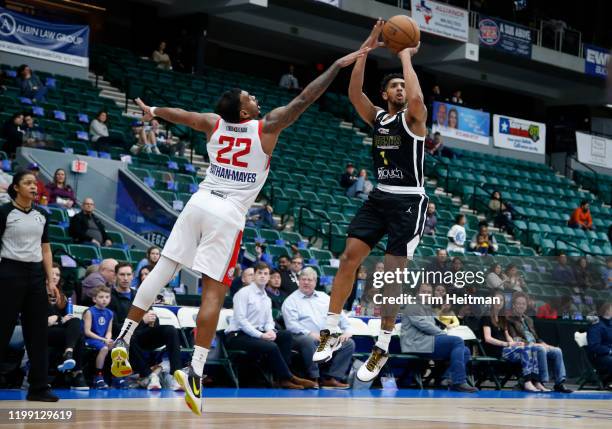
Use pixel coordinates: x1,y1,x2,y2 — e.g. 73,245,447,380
161,189,244,285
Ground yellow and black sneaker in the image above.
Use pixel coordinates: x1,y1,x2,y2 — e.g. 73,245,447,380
174,366,203,416
110,338,133,378
356,346,389,382
312,329,342,363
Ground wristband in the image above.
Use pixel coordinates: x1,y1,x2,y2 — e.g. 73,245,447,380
150,106,157,117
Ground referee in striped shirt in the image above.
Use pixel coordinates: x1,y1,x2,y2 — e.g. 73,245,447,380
0,170,58,402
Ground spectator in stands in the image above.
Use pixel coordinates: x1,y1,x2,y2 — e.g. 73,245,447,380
108,263,182,390
437,302,459,329
552,254,576,285
152,41,172,70
448,108,459,129
133,246,161,286
230,267,254,297
47,263,88,390
246,204,277,229
504,264,525,292
136,265,152,289
225,262,316,389
446,214,467,254
470,222,498,255
280,255,303,295
130,121,161,155
339,163,357,192
480,290,541,391
427,249,450,274
22,114,46,148
255,243,274,267
26,163,49,206
89,111,124,152
1,112,25,157
425,131,442,156
536,298,559,320
587,302,612,378
83,286,114,389
451,90,463,105
16,65,47,102
428,84,442,105
508,292,573,393
266,269,288,314
401,283,477,392
574,257,595,292
345,168,372,200
80,259,118,306
277,255,291,273
150,119,185,157
0,163,12,204
485,263,506,290
45,169,76,209
489,191,513,232
69,198,112,247
434,284,447,300
279,65,300,90
568,200,593,230
423,202,437,236
602,258,612,289
282,267,354,388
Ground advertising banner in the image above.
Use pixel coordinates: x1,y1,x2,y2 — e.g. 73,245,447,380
493,114,546,154
478,16,532,58
432,101,490,145
0,6,89,67
584,44,609,78
410,0,468,43
576,132,612,169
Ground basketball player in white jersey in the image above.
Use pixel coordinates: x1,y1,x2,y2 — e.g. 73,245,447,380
110,46,368,416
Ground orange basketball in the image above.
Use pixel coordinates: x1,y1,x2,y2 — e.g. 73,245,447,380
382,15,420,53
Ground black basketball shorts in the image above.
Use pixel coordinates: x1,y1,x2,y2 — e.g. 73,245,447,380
347,189,429,257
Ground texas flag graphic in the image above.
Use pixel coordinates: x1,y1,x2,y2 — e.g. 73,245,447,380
499,117,539,142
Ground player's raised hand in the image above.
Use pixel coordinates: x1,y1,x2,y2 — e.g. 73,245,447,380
335,47,371,68
398,42,420,58
135,97,154,121
361,18,386,50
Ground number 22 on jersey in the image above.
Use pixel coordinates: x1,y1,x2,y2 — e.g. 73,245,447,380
216,136,251,168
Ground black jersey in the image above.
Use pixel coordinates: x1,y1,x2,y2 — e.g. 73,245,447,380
371,109,425,189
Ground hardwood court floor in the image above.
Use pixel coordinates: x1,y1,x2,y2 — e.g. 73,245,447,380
0,389,610,429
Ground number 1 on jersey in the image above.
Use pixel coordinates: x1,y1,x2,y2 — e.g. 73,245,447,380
217,136,252,167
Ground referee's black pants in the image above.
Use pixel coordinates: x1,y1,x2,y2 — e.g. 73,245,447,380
225,330,293,381
0,259,49,393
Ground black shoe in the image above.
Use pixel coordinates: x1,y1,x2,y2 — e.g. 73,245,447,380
26,388,59,402
450,383,479,393
68,371,90,391
57,350,76,372
174,366,203,416
554,383,573,393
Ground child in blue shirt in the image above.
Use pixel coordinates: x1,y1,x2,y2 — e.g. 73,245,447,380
83,286,114,389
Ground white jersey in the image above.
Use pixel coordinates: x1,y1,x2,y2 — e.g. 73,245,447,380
200,118,270,214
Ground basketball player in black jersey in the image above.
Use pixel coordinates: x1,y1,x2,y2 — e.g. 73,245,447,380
313,20,428,381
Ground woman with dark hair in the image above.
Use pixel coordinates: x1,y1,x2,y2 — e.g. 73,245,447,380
485,263,506,290
574,257,594,292
45,169,76,209
504,264,526,292
137,264,153,288
89,111,125,152
47,263,88,390
480,290,542,391
488,191,513,232
0,171,58,401
448,108,459,129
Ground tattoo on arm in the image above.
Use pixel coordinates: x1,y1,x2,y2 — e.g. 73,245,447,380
263,64,341,134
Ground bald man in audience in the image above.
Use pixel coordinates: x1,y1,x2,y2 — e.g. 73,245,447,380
80,259,118,306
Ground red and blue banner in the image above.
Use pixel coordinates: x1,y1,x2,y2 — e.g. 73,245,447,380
478,16,532,58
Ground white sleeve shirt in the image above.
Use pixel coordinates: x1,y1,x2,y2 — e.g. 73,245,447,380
281,289,350,335
226,283,274,337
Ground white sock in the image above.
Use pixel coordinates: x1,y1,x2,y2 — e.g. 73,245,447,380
190,346,209,377
117,318,138,345
325,313,341,332
375,330,393,352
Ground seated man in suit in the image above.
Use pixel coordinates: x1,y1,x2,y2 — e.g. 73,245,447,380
282,267,354,388
400,283,477,392
587,302,612,384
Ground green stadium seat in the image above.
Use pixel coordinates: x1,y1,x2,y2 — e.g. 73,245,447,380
48,207,69,225
68,244,101,264
243,227,259,242
129,249,147,263
280,231,305,246
105,230,125,245
260,229,281,243
48,225,71,243
100,247,130,262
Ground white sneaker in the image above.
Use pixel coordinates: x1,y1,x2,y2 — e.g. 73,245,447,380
356,346,389,382
147,373,162,391
163,373,183,391
312,330,342,363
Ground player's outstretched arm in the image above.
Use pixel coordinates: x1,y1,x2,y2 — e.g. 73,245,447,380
135,98,219,138
261,47,370,139
349,19,385,127
398,45,427,137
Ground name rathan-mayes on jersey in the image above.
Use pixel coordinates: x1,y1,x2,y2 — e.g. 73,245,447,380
200,118,270,213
